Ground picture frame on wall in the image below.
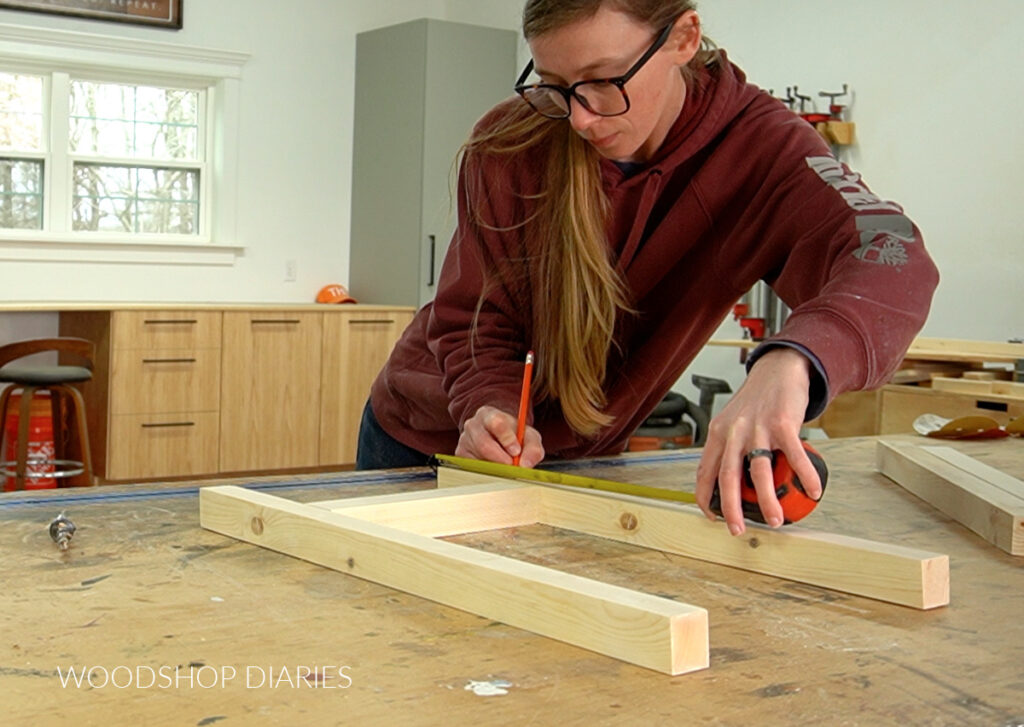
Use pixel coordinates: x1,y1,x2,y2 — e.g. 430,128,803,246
0,0,182,29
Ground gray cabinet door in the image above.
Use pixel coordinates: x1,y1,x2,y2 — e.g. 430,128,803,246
350,19,517,307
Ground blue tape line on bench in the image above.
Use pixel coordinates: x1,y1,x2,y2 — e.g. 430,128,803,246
0,450,702,510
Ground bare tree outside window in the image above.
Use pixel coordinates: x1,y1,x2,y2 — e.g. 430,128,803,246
0,72,44,230
69,80,200,234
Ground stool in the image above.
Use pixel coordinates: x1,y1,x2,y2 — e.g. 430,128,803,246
0,337,95,490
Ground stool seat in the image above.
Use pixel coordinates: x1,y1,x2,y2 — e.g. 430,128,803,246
0,365,93,385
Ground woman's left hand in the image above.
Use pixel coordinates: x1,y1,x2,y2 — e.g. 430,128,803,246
694,347,824,536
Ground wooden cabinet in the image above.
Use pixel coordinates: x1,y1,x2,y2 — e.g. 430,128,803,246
60,304,413,481
61,310,222,480
349,19,517,307
877,384,1024,434
219,312,322,472
320,308,415,465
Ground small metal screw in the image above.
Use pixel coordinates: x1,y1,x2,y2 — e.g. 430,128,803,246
250,516,264,535
619,513,639,531
48,513,76,551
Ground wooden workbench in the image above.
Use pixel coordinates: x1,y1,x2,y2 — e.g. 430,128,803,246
2,437,1022,725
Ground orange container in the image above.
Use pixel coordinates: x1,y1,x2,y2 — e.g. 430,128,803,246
626,433,693,452
3,392,57,491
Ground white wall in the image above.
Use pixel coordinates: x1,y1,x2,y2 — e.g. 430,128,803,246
0,0,486,341
0,0,454,309
675,0,1024,410
444,0,521,31
1,1,1020,408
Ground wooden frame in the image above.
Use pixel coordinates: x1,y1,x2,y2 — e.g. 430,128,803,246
0,0,182,29
200,470,949,675
878,440,1024,556
433,467,948,610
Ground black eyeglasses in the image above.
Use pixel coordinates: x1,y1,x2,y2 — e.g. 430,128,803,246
514,21,676,119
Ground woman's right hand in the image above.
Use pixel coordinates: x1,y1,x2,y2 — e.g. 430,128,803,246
456,405,545,468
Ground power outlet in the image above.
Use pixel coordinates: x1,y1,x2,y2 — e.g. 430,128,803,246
284,259,297,282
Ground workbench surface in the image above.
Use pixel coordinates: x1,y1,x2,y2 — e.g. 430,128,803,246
2,437,1022,725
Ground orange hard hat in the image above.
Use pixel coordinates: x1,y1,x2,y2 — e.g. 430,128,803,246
316,284,357,304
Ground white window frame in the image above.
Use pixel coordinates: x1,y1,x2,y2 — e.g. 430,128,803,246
0,23,248,265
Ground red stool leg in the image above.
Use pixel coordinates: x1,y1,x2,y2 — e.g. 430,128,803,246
14,385,36,491
0,385,13,424
0,385,15,490
60,384,94,487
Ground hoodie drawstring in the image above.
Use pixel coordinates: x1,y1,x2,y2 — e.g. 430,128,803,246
617,170,664,272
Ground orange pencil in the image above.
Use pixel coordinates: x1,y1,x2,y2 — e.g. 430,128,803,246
512,350,534,466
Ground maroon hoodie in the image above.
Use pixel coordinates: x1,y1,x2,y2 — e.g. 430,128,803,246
370,56,939,459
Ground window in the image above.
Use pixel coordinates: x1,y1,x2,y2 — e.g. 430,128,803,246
70,80,202,235
0,23,247,263
0,72,43,230
2,73,205,236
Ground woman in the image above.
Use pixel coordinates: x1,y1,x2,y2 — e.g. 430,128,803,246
358,0,939,536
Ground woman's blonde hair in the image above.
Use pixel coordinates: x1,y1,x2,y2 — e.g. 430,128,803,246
463,0,717,437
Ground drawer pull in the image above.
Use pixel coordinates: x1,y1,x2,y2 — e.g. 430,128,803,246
141,421,196,428
428,234,436,286
142,358,197,364
349,319,395,325
144,319,198,325
976,400,1009,413
250,319,301,324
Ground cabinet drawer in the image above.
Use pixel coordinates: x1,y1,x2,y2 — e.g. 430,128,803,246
110,348,221,415
113,311,221,350
107,412,219,480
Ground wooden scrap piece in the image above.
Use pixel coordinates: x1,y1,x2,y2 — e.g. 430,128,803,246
961,371,998,381
908,337,1024,364
992,381,1024,398
890,360,973,384
931,377,1024,399
930,376,998,396
200,485,709,676
876,440,1024,556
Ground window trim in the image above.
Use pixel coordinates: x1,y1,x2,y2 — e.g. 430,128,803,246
0,22,249,264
